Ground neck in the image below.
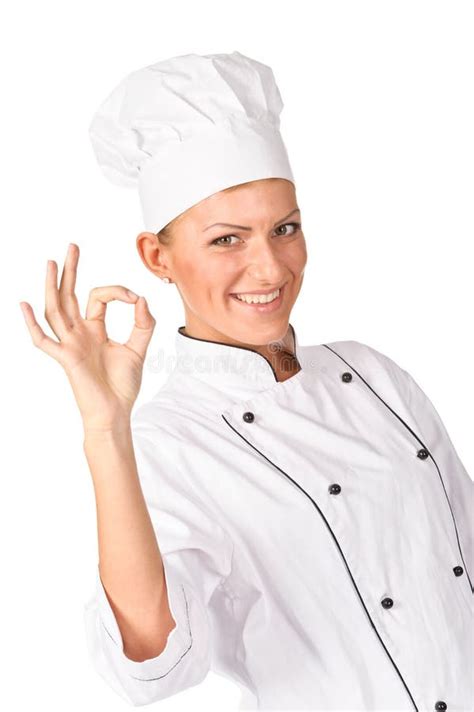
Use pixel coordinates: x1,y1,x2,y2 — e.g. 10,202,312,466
181,321,299,383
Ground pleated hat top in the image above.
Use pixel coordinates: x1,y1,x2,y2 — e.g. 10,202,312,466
88,50,295,233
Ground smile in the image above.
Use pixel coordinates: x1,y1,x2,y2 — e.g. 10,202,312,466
235,287,280,304
229,283,286,313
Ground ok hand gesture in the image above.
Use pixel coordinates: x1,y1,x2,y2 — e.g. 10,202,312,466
19,243,156,432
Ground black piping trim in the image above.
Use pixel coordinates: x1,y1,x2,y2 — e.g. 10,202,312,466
100,583,193,681
177,323,301,382
221,414,419,712
323,343,474,594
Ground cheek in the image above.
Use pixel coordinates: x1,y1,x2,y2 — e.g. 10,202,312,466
298,243,308,271
174,256,207,302
283,239,307,273
177,256,236,303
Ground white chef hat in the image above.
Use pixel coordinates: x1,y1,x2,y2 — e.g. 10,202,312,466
88,50,295,234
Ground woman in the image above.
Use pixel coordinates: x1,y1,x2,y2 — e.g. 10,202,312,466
20,53,473,711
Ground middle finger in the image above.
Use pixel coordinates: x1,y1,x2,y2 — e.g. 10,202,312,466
44,259,72,340
58,242,82,323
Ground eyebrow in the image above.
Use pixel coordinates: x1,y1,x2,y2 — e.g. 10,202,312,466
203,207,301,232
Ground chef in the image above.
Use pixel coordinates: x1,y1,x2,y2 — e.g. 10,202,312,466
84,51,473,710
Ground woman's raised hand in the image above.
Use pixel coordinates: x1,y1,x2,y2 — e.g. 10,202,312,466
19,243,156,433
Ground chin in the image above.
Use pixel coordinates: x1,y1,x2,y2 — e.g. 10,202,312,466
236,318,291,346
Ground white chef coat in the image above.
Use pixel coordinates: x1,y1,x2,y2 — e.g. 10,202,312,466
83,325,474,711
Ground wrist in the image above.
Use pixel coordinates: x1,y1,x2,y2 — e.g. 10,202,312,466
82,419,132,443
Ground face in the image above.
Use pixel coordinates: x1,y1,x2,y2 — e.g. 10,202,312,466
136,178,307,352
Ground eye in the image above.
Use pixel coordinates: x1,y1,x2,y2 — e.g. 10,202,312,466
275,222,301,237
210,222,301,247
210,234,241,247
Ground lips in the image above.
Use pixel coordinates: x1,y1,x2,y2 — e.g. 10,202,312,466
230,286,280,303
229,282,286,297
229,282,286,311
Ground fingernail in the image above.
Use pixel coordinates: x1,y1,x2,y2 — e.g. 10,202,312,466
127,289,138,298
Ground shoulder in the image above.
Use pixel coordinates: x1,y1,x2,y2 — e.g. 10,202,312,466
130,373,210,448
320,338,410,374
131,391,184,436
314,338,414,410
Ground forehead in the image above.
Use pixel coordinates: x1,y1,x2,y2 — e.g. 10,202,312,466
187,178,296,225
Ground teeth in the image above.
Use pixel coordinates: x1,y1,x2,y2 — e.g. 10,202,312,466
235,288,280,304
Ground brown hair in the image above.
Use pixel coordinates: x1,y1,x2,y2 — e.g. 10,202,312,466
155,177,291,245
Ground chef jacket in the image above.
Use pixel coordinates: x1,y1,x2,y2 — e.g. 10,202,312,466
83,324,474,710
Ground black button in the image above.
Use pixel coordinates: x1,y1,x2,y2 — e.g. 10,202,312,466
434,702,447,711
242,411,255,423
417,448,429,460
328,483,341,495
342,372,352,382
453,566,464,577
381,597,394,609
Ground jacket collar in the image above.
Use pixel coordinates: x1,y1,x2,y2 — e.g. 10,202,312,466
173,323,303,392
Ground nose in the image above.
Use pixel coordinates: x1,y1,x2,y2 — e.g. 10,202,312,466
245,237,287,285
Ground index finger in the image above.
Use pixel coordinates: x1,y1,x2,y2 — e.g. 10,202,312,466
85,285,139,321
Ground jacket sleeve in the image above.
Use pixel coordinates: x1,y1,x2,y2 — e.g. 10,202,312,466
83,423,234,706
401,364,474,592
360,341,474,593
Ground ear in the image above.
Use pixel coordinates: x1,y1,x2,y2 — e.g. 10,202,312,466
135,231,170,278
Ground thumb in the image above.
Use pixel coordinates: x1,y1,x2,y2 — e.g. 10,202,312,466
124,296,156,360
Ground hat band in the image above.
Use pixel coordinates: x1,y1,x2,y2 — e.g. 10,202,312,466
138,119,295,234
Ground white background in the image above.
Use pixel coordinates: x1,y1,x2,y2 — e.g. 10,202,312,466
3,1,473,710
